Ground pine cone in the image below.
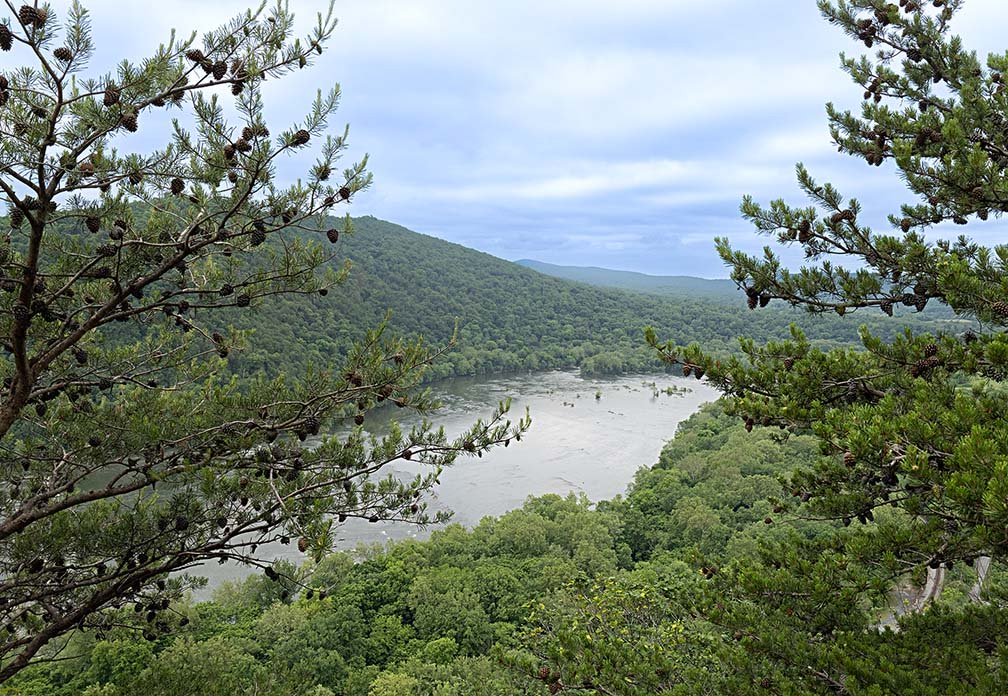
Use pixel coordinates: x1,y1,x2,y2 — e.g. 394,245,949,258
218,283,233,297
170,177,184,195
18,5,38,27
880,299,893,316
910,354,941,377
120,111,138,132
212,61,227,80
11,303,28,322
0,24,12,52
10,208,24,228
231,81,244,96
326,228,339,244
235,293,250,307
185,49,205,63
339,185,351,201
53,46,72,62
843,451,856,467
923,343,939,357
103,85,120,107
291,129,310,146
250,227,266,247
993,300,1008,318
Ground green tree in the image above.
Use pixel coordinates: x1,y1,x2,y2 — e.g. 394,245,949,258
651,0,1008,608
0,1,526,680
641,0,1008,691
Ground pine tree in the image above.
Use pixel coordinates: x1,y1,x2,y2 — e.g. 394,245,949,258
0,1,526,680
634,0,1008,690
650,0,1008,600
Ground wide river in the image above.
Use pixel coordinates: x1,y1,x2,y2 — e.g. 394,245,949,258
197,370,719,590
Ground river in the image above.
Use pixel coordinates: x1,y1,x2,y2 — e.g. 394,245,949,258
196,370,719,590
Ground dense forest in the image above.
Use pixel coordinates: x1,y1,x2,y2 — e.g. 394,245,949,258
0,211,961,381
213,216,964,379
7,402,1000,695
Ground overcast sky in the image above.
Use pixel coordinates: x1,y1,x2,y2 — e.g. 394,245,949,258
15,1,1008,277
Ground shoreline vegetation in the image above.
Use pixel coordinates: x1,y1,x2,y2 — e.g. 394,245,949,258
15,399,998,695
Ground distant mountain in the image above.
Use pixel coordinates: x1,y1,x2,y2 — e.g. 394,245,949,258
515,259,738,300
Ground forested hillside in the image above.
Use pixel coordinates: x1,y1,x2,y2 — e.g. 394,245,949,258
218,217,964,379
11,401,1000,695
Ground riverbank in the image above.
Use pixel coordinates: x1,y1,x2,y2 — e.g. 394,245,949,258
195,370,720,591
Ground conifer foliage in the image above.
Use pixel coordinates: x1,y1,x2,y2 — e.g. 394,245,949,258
651,0,1008,585
0,1,525,681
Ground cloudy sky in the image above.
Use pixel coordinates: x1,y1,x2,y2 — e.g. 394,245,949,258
24,0,1008,277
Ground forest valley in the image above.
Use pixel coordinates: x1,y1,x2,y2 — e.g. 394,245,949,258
1,0,1007,694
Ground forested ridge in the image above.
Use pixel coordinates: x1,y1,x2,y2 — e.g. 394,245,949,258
0,211,959,381
215,216,962,379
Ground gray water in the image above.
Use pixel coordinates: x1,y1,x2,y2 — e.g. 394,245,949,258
197,370,718,590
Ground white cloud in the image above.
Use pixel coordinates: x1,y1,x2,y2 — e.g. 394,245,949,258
16,0,1008,276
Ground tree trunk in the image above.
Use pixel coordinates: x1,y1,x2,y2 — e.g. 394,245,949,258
914,565,946,612
967,556,991,603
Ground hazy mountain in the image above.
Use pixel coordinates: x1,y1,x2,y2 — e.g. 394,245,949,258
515,259,738,300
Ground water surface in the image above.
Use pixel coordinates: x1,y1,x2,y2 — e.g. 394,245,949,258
198,370,718,589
